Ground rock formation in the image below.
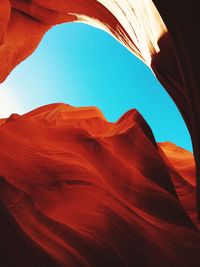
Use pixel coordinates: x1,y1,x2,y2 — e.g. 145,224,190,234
0,103,199,266
0,0,200,217
1,1,200,265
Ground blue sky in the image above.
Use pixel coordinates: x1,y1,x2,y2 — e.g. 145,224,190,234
0,22,192,151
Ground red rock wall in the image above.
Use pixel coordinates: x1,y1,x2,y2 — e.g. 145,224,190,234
1,1,200,265
0,103,200,266
1,1,200,215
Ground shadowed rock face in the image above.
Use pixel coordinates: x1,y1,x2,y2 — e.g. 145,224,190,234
0,0,200,216
0,103,200,266
0,0,167,81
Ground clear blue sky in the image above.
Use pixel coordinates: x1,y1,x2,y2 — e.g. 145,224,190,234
0,22,192,151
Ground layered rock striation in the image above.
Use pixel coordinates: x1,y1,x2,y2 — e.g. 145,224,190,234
0,103,199,266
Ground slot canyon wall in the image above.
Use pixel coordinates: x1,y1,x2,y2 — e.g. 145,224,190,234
1,0,200,214
0,1,200,266
0,103,199,267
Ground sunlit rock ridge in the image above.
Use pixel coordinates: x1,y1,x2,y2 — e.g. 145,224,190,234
0,103,199,267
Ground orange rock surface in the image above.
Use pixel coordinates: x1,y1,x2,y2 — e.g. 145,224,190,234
1,1,200,265
0,103,199,266
0,0,200,216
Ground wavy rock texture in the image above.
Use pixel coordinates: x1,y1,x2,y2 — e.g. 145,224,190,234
0,0,200,216
0,103,199,266
1,1,200,265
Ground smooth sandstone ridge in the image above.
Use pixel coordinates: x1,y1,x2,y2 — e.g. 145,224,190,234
0,103,199,267
0,0,200,216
